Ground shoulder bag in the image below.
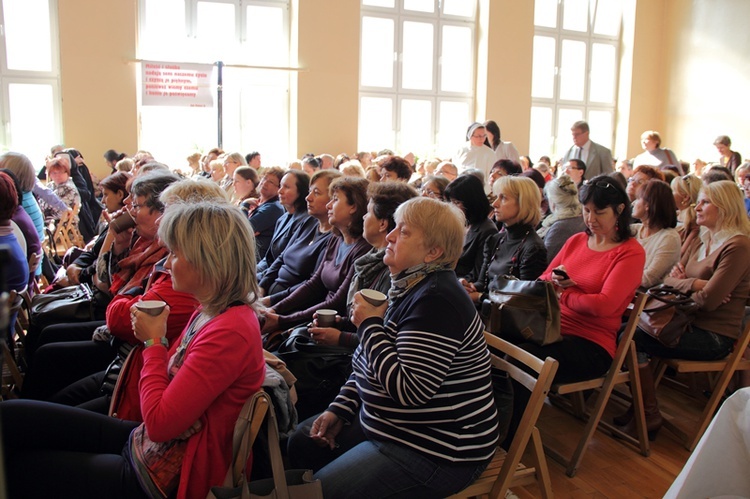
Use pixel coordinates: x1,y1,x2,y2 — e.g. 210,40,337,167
481,231,561,346
30,282,94,322
207,391,323,499
638,284,698,347
484,276,561,346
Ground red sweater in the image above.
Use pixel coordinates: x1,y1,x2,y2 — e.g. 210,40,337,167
107,267,200,421
540,233,645,357
139,305,265,499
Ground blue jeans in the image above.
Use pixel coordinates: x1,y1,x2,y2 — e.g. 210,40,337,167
634,324,735,364
287,414,491,499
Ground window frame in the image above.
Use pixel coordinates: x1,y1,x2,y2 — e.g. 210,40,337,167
530,0,621,160
0,0,63,158
359,0,476,156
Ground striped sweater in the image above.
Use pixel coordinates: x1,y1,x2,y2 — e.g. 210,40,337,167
328,269,498,463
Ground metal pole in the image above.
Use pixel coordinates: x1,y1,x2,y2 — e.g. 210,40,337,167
217,61,223,149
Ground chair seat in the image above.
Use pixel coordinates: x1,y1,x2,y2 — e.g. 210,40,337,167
447,448,538,499
661,357,750,373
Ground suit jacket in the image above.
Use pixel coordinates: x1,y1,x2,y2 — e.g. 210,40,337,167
562,140,614,180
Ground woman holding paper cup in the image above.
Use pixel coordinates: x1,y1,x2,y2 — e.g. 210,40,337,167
308,182,418,347
261,177,372,347
1,201,265,499
287,197,499,498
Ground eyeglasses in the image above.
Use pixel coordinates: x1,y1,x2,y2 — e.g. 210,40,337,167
421,187,440,198
471,133,487,139
131,202,146,211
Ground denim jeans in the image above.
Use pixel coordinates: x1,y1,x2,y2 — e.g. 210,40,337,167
634,324,735,364
287,414,491,499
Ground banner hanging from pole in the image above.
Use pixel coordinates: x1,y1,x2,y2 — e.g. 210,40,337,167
142,61,214,107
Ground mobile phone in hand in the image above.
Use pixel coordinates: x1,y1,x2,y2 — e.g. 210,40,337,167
552,268,570,280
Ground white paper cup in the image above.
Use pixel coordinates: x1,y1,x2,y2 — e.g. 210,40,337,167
360,289,387,307
316,309,337,327
135,300,167,316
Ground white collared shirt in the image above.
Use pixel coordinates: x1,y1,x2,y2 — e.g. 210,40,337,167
697,226,742,261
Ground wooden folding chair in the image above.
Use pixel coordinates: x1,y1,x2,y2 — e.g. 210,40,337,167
653,318,750,451
48,204,83,255
543,292,649,477
448,331,558,499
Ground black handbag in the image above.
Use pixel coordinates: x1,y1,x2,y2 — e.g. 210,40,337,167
275,328,353,421
483,276,561,346
638,285,698,347
30,283,95,322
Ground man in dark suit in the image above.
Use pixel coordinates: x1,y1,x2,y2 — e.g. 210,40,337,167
560,120,613,180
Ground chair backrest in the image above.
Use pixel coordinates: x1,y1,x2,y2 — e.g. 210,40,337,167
9,221,26,256
483,331,558,498
610,292,647,374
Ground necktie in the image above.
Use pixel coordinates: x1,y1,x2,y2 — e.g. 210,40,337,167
575,147,582,160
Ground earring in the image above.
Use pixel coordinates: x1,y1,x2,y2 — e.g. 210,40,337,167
615,220,620,231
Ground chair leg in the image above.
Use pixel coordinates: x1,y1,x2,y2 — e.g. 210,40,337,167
529,428,553,499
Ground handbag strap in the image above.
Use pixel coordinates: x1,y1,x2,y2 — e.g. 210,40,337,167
221,390,291,499
647,285,693,305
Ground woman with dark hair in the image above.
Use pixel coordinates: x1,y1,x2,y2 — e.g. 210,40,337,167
627,164,665,202
506,174,645,443
379,156,412,182
248,167,285,258
257,170,311,276
1,168,42,285
0,171,30,299
631,179,680,288
308,182,418,348
262,177,372,340
443,174,497,280
54,172,133,290
104,149,128,173
483,119,520,163
531,175,644,374
260,170,340,304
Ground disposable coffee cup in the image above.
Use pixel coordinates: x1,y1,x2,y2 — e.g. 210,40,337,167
110,211,136,233
316,309,337,327
135,300,167,316
360,289,387,307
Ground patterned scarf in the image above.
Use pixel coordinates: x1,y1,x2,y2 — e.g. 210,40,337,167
111,236,168,295
388,262,453,303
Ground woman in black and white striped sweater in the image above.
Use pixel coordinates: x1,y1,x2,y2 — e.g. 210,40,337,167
288,197,500,499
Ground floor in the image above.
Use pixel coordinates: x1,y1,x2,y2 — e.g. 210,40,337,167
512,381,709,498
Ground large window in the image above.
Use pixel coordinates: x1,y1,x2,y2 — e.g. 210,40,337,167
138,0,290,168
359,0,476,159
529,0,622,161
0,0,62,166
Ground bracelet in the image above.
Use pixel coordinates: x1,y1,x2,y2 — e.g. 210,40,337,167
144,337,169,348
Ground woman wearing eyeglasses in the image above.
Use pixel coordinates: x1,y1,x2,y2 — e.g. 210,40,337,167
419,175,448,201
454,122,496,189
505,175,645,444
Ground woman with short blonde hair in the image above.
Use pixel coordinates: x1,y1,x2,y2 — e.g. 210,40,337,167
461,175,548,305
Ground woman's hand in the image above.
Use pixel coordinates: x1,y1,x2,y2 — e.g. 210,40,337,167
310,411,344,449
551,266,577,289
262,311,279,334
351,291,387,327
670,263,687,280
469,291,482,303
130,304,170,342
308,326,342,346
66,264,82,285
259,296,271,307
459,278,476,294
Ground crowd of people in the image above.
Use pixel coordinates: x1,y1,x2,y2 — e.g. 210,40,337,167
1,118,748,497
